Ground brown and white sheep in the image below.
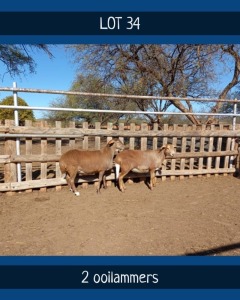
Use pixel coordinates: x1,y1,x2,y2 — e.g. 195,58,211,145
114,144,176,192
59,139,124,196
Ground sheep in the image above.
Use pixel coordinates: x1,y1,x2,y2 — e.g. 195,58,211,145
114,144,176,192
59,139,125,196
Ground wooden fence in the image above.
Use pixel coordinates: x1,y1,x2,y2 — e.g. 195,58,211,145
0,120,240,195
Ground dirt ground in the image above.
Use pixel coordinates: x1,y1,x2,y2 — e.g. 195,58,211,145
1,175,240,256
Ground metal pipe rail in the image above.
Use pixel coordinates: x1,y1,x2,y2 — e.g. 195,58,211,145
0,86,239,103
0,104,240,117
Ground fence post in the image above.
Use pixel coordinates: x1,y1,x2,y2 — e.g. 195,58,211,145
232,98,237,131
55,121,62,192
238,144,240,178
13,81,21,182
230,99,237,169
4,120,17,194
25,120,33,193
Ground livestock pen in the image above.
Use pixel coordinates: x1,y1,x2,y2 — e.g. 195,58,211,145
1,84,240,257
0,84,240,195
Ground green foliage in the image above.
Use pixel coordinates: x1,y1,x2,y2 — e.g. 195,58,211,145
0,44,53,80
0,96,35,123
45,74,139,125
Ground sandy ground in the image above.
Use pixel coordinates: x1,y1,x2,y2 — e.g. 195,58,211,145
1,175,240,256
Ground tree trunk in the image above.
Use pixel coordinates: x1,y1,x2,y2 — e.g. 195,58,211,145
206,45,240,124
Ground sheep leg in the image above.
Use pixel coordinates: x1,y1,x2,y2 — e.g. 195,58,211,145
118,174,124,192
149,169,155,190
152,175,157,187
65,174,72,192
152,170,157,187
102,174,107,189
97,171,105,193
69,170,80,196
118,170,129,192
115,163,120,186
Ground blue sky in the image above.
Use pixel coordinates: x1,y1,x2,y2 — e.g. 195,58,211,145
0,45,77,118
0,44,236,120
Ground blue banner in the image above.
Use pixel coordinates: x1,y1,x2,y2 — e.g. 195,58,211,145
1,264,240,289
1,12,240,35
1,257,240,298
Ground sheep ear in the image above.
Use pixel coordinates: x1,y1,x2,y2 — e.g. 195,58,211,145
159,145,166,151
108,140,115,147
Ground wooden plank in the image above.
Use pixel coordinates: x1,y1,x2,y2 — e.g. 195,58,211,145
0,155,10,163
10,154,61,162
160,168,235,177
2,128,240,138
180,124,187,180
152,123,158,150
215,124,223,177
129,123,136,150
215,136,222,176
0,126,10,133
207,125,214,178
3,125,240,138
4,138,17,195
82,122,92,188
0,167,236,193
224,137,232,176
69,121,76,148
0,182,11,192
126,122,136,185
140,123,148,151
107,123,114,187
189,125,196,179
107,123,113,143
198,125,206,178
6,174,115,191
170,125,178,181
230,136,237,169
162,124,169,145
174,150,238,158
6,150,238,164
55,121,62,191
4,120,17,196
40,137,47,193
238,146,240,177
83,122,89,150
161,124,168,182
118,123,125,145
94,122,101,150
25,120,33,193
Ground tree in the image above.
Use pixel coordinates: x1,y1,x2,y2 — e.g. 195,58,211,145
210,45,240,115
218,90,240,124
0,44,53,80
46,74,139,125
0,96,35,123
68,44,240,125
